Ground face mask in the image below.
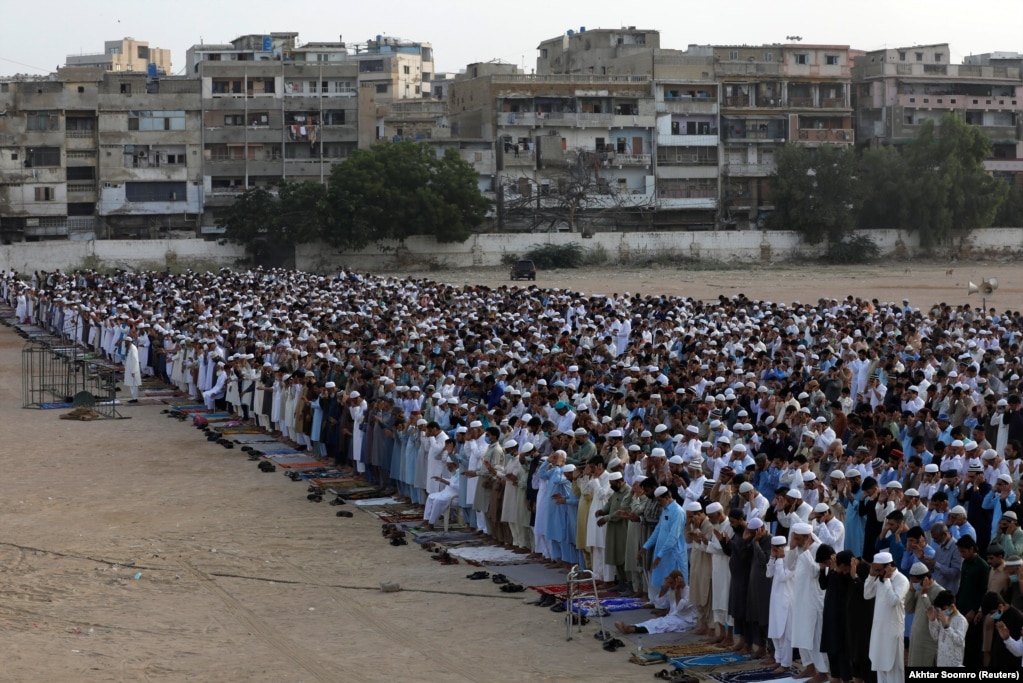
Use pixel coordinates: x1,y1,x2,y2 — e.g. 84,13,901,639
1011,575,1019,584
943,608,954,617
911,582,922,592
992,611,1004,621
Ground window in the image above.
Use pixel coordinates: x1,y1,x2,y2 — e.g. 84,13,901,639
66,117,95,131
316,53,329,62
359,59,384,73
375,83,388,93
249,112,269,126
765,53,773,62
128,110,186,131
826,55,839,66
26,147,60,167
323,110,346,125
120,83,131,94
77,86,85,93
403,65,410,75
332,81,354,94
729,50,739,61
934,53,943,62
125,181,187,202
34,187,55,201
224,115,243,126
794,54,809,65
541,49,548,59
916,52,924,61
27,112,60,131
899,51,906,61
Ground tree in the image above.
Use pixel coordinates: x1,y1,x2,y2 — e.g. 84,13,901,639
768,143,858,244
994,182,1023,227
899,114,1007,247
324,141,490,249
220,180,326,264
499,149,651,233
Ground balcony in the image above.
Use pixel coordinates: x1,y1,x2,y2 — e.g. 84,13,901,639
789,97,815,108
898,94,1023,111
820,98,848,109
657,133,718,146
68,217,96,235
724,163,777,176
657,99,718,115
723,95,751,107
608,153,651,167
791,128,855,144
657,195,718,210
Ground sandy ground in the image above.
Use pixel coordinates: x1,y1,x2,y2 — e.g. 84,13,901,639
381,260,1019,310
0,261,1013,681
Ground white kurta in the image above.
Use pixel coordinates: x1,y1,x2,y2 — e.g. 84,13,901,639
863,572,911,676
637,585,698,634
787,541,824,651
123,344,142,388
765,555,793,639
425,434,449,494
708,521,733,619
349,400,367,462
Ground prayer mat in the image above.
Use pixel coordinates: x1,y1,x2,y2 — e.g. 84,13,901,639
39,402,74,410
448,546,532,565
342,489,390,500
276,460,323,469
230,435,281,443
377,513,427,524
412,531,480,545
530,584,568,597
629,652,669,666
569,596,646,616
530,583,624,600
669,653,752,669
141,389,178,397
706,667,796,683
649,642,722,658
353,496,403,507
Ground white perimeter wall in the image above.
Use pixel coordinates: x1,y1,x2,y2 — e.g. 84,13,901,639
2,229,1022,274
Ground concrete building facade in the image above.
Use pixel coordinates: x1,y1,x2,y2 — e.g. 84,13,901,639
66,37,172,75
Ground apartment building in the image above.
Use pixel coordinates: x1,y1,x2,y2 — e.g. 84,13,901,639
0,67,201,242
66,37,172,75
188,32,434,230
448,58,656,232
854,44,1023,182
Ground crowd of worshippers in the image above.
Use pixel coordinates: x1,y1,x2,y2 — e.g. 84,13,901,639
8,266,1023,680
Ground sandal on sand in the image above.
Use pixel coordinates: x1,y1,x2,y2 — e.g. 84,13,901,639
390,537,407,546
602,638,625,652
491,574,509,584
329,497,346,506
549,602,567,613
336,510,353,518
499,583,525,593
307,494,323,502
466,571,490,580
654,670,673,680
594,630,612,641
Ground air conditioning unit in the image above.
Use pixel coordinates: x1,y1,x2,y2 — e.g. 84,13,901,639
137,150,147,158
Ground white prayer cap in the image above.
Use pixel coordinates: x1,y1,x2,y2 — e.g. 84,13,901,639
950,439,964,448
792,523,813,535
950,505,967,516
654,486,669,497
608,429,623,438
350,391,360,398
654,424,669,433
416,419,427,426
733,444,747,453
738,482,754,494
688,458,704,469
607,471,623,481
829,470,845,480
786,489,803,500
520,443,536,454
999,473,1014,484
668,455,685,465
574,427,588,436
706,502,723,514
984,449,999,461
324,382,336,389
683,501,703,512
747,518,764,531
455,426,468,434
813,503,830,514
651,448,667,459
607,457,622,469
924,464,940,473
686,425,699,434
771,536,787,546
910,562,930,576
873,552,894,564
469,420,483,428
1006,556,1023,567
503,439,518,450
561,464,576,473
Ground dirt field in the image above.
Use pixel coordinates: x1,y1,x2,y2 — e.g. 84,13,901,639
0,261,1013,682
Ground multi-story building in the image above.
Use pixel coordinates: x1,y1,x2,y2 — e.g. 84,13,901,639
0,67,201,242
854,44,1023,183
66,37,172,75
449,58,656,232
188,32,434,230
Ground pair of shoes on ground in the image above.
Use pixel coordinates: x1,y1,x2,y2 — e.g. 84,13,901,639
654,670,698,683
491,574,509,584
602,638,625,652
499,583,525,593
466,571,490,580
335,510,353,518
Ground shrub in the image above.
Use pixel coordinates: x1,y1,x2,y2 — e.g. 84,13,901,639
499,252,520,266
823,234,881,264
522,243,585,269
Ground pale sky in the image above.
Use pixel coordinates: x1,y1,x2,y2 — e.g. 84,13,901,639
7,0,1022,77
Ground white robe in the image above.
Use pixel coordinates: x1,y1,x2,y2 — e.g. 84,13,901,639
425,433,449,494
765,555,793,639
123,344,142,388
786,541,825,651
708,520,733,619
863,572,910,675
636,585,698,634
